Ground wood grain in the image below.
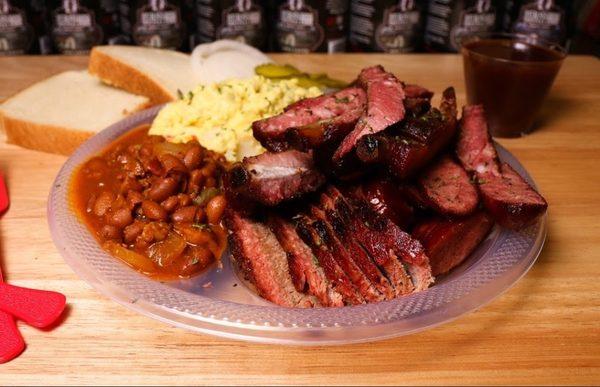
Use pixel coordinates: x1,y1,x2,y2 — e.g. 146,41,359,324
0,54,599,386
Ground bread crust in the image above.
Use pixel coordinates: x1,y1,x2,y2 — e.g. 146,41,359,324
89,47,175,105
0,100,150,155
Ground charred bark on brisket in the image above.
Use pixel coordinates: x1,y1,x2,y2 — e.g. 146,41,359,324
227,150,326,207
356,87,458,180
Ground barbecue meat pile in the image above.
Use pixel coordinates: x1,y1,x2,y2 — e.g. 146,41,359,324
224,65,548,308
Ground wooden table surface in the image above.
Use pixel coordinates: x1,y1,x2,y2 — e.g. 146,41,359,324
0,54,599,386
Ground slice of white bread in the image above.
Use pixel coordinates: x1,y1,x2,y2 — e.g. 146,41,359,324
0,71,150,155
89,45,195,105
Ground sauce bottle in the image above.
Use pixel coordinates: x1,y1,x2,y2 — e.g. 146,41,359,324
424,0,501,52
49,0,121,54
0,0,36,55
273,0,349,53
119,0,185,50
349,0,427,53
194,0,267,50
501,0,570,44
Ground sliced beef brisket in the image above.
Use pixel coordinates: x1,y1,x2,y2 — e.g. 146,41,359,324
252,87,367,152
226,211,319,307
333,66,406,160
457,105,548,229
267,215,344,307
227,150,326,206
356,87,457,179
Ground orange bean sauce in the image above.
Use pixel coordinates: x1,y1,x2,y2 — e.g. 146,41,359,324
70,125,229,280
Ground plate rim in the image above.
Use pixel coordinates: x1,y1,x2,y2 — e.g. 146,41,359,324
48,106,547,345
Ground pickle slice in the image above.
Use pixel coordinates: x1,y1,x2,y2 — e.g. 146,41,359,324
255,63,303,78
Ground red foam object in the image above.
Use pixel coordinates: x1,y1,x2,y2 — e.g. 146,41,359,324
0,283,66,328
0,311,25,364
0,263,25,364
0,172,8,214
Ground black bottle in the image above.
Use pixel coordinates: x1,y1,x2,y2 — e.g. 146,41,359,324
349,0,427,53
0,0,47,55
273,0,349,53
49,0,121,54
194,0,267,50
502,0,571,44
424,0,501,52
119,0,186,50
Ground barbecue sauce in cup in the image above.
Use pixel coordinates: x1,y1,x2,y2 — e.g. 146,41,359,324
462,34,566,137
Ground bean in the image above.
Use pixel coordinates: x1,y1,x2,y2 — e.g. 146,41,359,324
175,224,214,245
159,154,187,173
100,224,120,240
177,193,192,207
187,169,204,194
108,207,133,228
180,246,214,276
161,195,179,213
183,145,203,170
142,200,167,221
93,190,114,217
123,221,144,243
145,158,164,176
126,190,144,209
172,206,197,223
200,162,216,177
206,195,226,224
148,177,178,202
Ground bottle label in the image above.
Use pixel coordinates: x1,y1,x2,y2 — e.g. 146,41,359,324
425,0,498,52
195,0,265,48
277,1,324,53
217,1,264,47
512,1,565,42
133,1,183,49
451,0,497,49
51,0,102,54
0,1,34,55
374,0,422,52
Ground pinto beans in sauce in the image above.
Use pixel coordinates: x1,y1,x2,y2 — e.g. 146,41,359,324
71,125,228,280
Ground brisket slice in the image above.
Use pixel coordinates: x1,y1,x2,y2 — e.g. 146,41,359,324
356,87,457,179
226,211,319,308
309,206,384,303
404,84,434,99
267,215,344,307
227,150,326,206
417,155,479,217
295,215,365,305
329,186,433,290
413,212,494,276
456,105,548,229
333,66,406,160
456,105,500,175
319,190,414,297
285,106,364,152
317,197,396,300
478,163,548,229
347,178,416,230
252,87,367,152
